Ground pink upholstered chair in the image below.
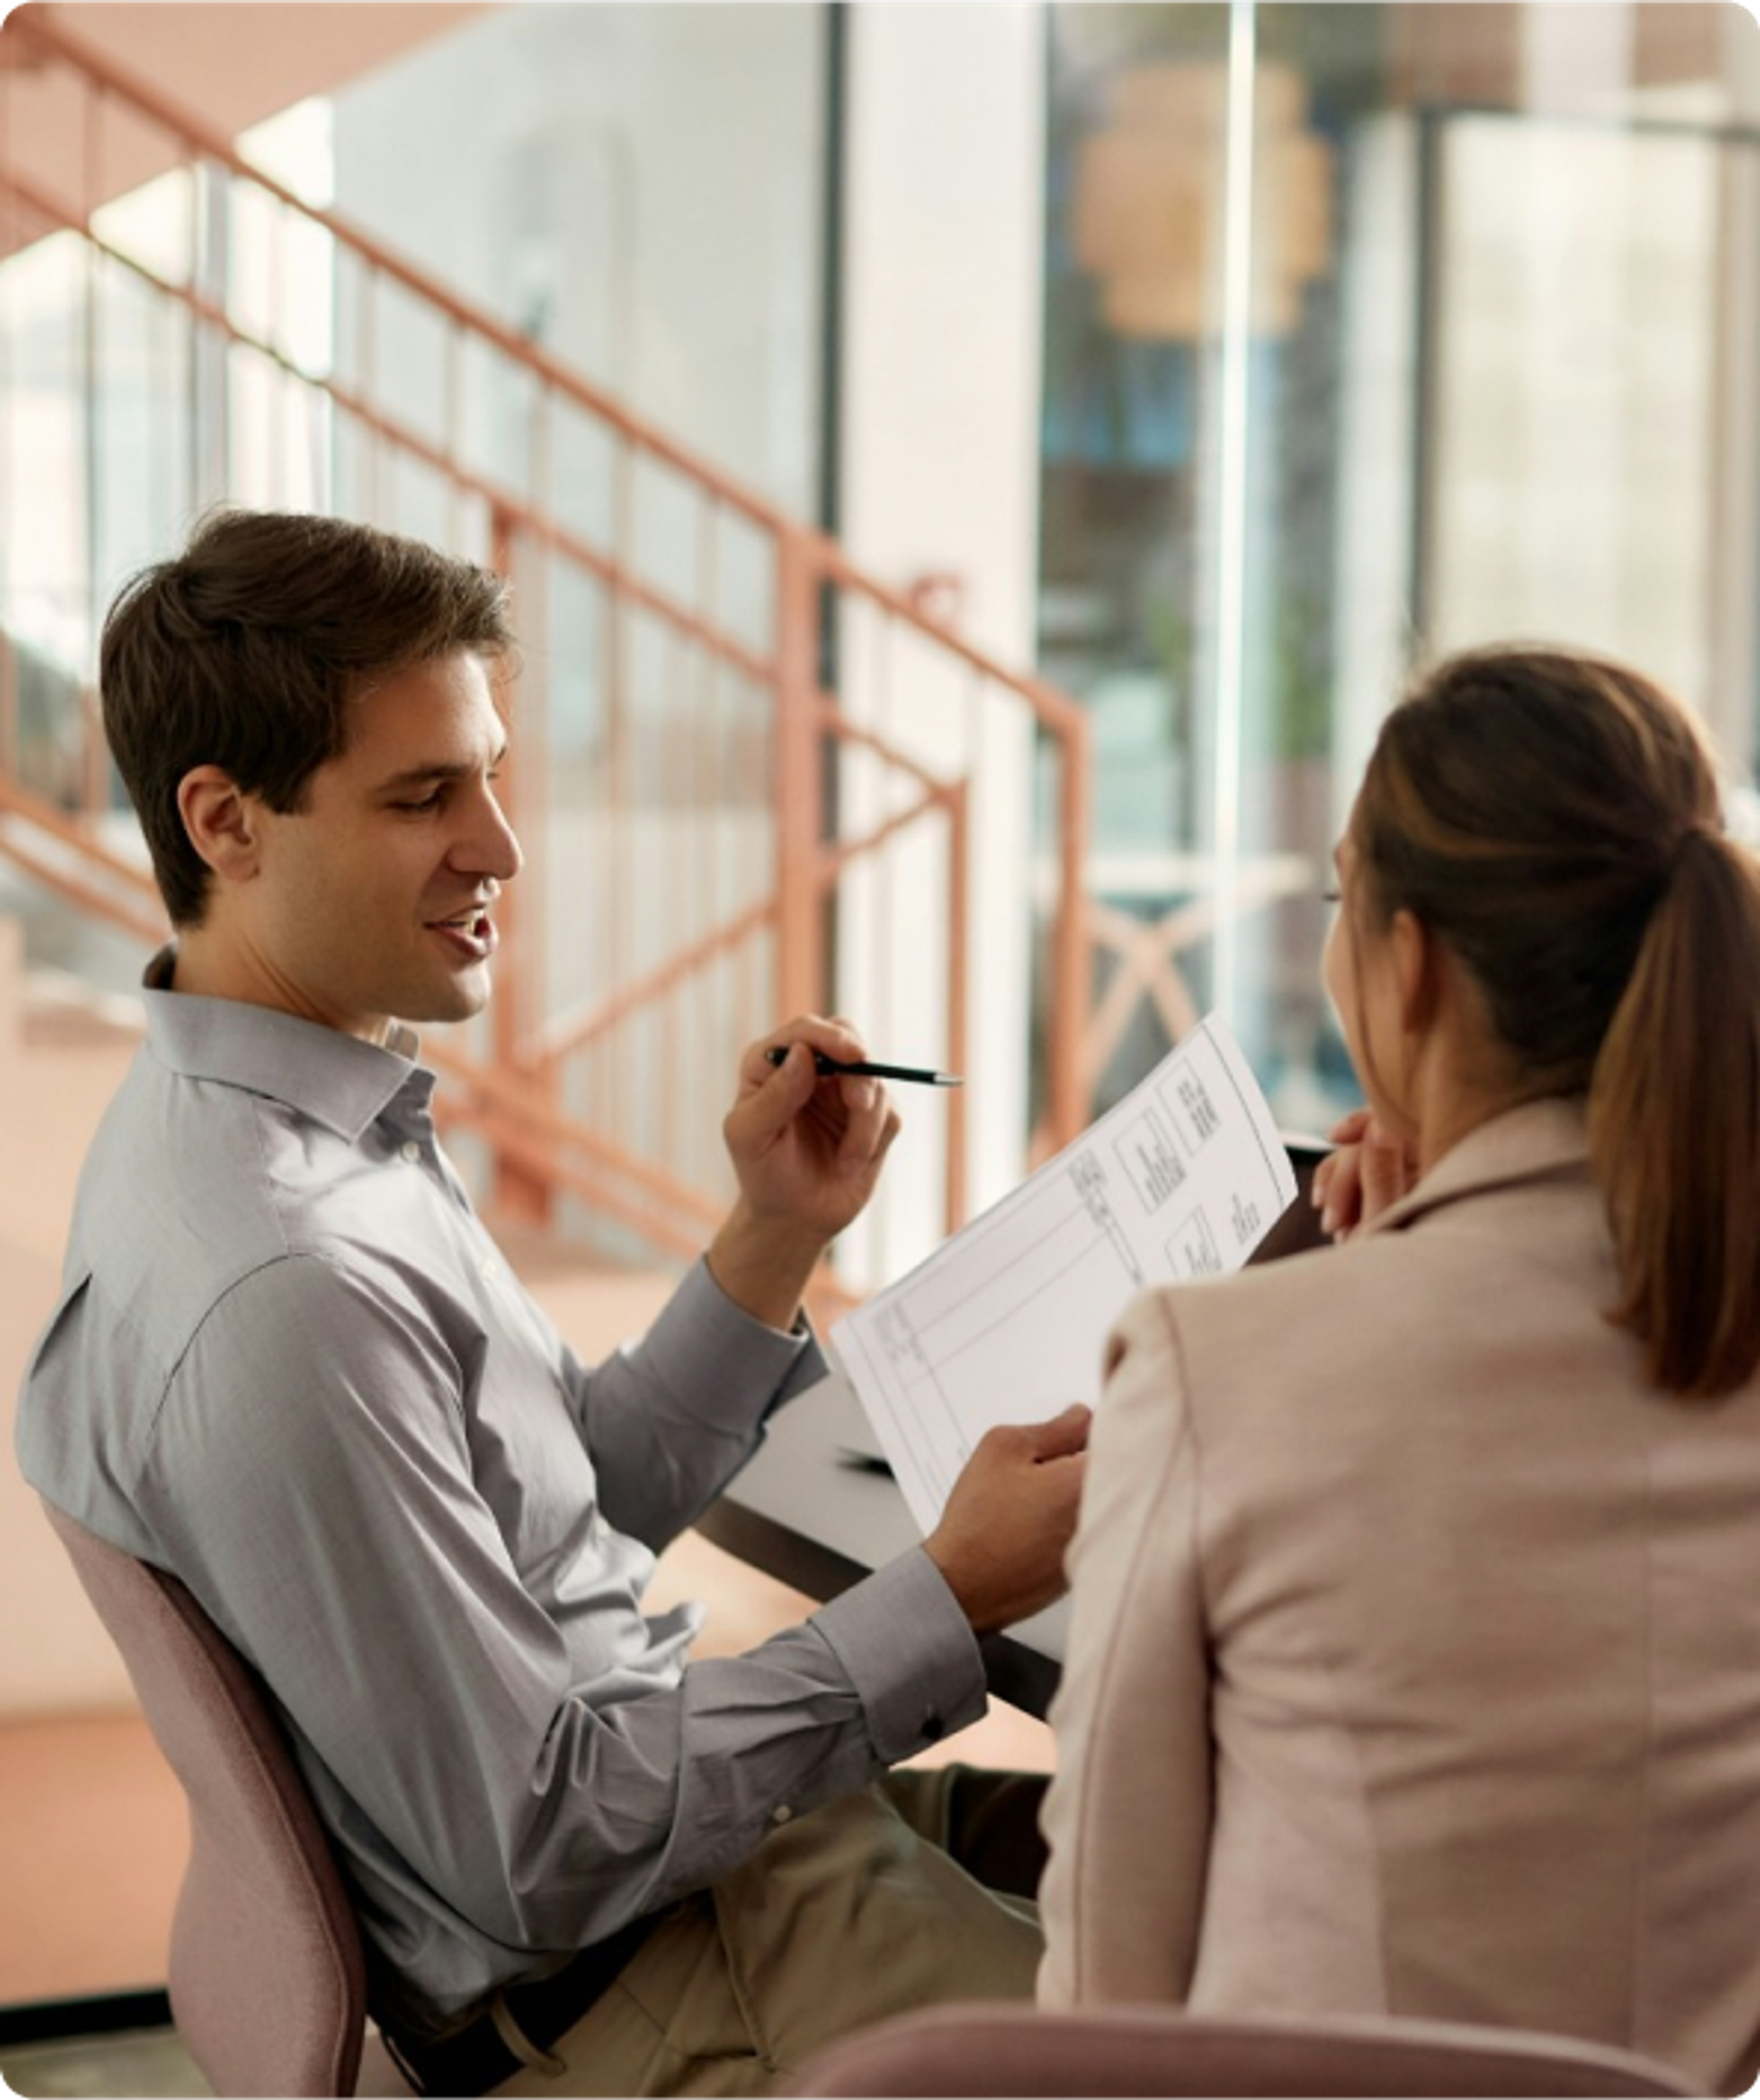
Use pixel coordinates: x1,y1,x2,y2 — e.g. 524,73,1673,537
42,1502,407,2098
789,2002,1702,2098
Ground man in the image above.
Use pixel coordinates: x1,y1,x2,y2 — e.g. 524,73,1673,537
16,510,1089,2095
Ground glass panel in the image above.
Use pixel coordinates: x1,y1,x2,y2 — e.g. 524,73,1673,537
1427,113,1737,715
328,3,826,518
1039,0,1760,1133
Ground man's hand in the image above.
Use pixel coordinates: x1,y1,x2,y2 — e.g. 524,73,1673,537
1311,1106,1418,1241
707,1016,902,1330
924,1404,1091,1634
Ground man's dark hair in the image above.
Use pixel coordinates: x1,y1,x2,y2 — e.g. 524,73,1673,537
100,508,516,926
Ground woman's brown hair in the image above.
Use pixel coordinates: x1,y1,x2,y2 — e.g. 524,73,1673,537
1353,646,1760,1399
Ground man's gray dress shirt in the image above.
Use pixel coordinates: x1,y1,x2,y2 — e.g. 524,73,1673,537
17,969,985,2035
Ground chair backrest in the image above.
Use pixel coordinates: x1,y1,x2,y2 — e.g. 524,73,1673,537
789,2002,1700,2098
42,1501,367,2099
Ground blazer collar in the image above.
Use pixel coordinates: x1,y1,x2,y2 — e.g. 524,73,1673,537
1365,1095,1592,1238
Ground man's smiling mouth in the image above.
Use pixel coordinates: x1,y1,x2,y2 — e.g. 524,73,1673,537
428,907,497,958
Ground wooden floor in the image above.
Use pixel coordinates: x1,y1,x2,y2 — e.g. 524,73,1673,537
0,1706,187,2004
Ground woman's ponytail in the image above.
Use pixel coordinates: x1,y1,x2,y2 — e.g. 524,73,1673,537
1590,829,1760,1397
1358,647,1760,1400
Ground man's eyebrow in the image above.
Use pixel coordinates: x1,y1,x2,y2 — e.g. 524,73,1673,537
374,746,509,793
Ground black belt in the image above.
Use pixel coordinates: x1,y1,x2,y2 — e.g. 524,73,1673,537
385,1913,658,2096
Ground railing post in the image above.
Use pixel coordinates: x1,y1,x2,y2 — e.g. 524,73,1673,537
79,683,109,820
774,527,825,1020
1046,709,1094,1151
0,631,16,790
943,779,970,1234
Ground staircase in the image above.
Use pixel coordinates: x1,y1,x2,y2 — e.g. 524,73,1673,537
0,9,1095,1309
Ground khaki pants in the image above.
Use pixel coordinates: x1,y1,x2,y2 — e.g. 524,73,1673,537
493,1768,1047,2097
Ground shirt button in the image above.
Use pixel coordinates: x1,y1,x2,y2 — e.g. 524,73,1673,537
399,1141,421,1164
482,1256,499,1280
770,1803,794,1826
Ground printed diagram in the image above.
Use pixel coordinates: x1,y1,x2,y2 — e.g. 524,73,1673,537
1112,1105,1187,1213
1071,1154,1139,1274
1116,1038,1235,1220
1154,1050,1265,1268
1163,1058,1225,1156
1166,1207,1222,1277
853,1160,1142,1514
834,1014,1299,1534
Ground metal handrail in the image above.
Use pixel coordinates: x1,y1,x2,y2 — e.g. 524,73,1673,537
4,11,1091,744
0,779,169,949
4,12,790,535
1,165,781,690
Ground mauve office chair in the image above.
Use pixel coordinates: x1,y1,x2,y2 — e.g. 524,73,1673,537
41,1501,409,2099
790,2001,1703,2099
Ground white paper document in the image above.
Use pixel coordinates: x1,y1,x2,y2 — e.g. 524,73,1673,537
832,1014,1297,1535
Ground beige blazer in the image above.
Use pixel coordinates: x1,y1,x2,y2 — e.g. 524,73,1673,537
1038,1098,1760,2095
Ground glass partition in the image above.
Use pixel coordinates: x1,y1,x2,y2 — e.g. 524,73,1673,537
1039,0,1760,1131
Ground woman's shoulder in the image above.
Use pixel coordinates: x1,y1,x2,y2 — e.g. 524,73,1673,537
1112,1158,1610,1428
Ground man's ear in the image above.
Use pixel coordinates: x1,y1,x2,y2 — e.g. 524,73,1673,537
1389,907,1441,1036
176,767,262,886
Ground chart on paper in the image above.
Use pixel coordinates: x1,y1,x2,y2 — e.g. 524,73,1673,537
833,1015,1297,1534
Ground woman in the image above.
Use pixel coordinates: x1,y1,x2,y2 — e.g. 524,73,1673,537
1037,647,1760,2096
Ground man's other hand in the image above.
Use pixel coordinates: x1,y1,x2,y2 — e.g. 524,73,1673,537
924,1404,1092,1634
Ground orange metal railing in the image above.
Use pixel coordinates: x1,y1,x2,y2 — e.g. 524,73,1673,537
0,11,1094,1291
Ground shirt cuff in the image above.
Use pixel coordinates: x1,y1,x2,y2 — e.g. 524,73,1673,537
812,1546,988,1763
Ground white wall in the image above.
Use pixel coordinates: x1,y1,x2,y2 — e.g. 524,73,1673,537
329,3,826,518
1330,113,1419,831
837,2,1048,1272
1430,115,1720,712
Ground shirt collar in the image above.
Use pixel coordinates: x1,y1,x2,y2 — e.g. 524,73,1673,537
140,944,430,1142
1366,1094,1592,1239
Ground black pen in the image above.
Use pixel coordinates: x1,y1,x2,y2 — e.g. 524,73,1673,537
764,1046,963,1088
836,1445,895,1477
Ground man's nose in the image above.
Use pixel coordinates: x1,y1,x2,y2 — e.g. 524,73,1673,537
453,789,523,881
